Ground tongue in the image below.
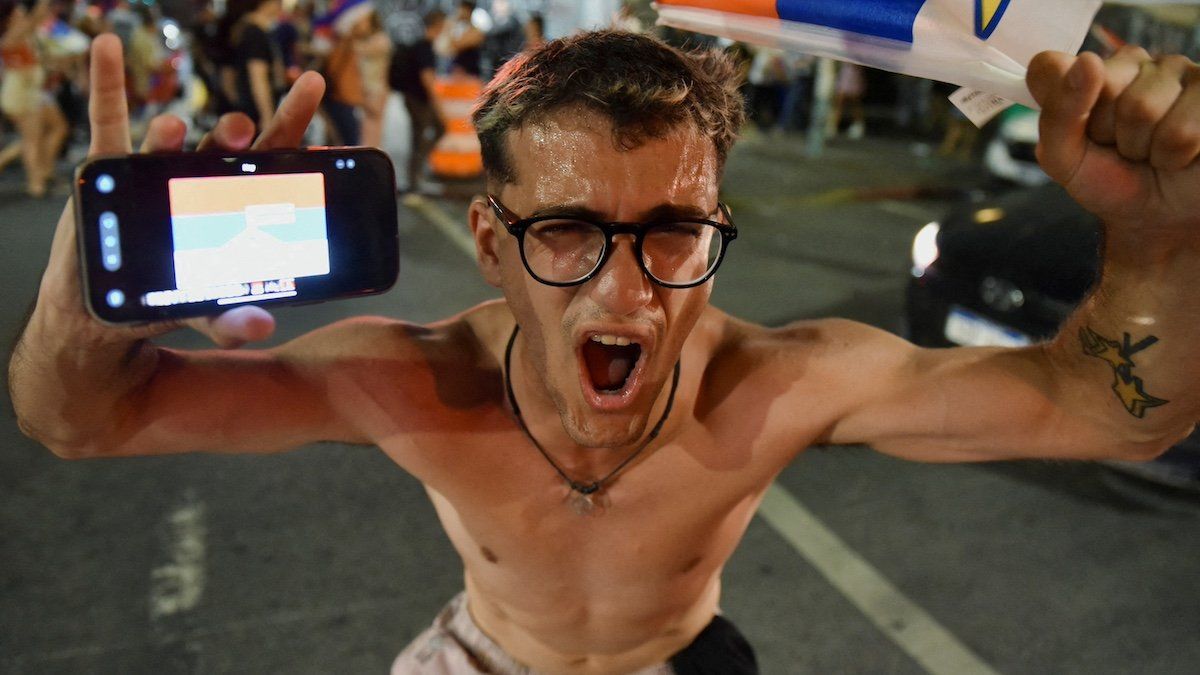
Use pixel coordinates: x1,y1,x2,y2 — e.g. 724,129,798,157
583,341,640,392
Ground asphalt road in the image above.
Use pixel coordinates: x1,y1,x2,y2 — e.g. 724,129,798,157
3,133,1199,674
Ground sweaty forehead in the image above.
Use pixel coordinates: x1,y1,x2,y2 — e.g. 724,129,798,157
502,109,720,214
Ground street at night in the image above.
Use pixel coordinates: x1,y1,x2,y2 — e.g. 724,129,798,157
5,128,1200,673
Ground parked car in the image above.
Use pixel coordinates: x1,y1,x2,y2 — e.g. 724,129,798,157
904,183,1200,491
983,107,1049,188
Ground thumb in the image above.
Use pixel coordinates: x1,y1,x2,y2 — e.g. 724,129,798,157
1029,51,1106,185
186,306,277,349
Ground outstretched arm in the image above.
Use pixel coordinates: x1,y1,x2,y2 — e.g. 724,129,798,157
1027,47,1200,439
784,48,1200,463
7,35,361,459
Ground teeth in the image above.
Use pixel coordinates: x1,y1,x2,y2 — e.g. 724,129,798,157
590,334,634,347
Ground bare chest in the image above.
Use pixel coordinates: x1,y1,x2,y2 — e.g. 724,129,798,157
406,422,783,609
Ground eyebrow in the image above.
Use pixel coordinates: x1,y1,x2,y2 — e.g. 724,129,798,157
527,202,715,221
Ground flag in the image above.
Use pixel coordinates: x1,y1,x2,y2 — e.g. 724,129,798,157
656,0,1103,108
315,0,376,37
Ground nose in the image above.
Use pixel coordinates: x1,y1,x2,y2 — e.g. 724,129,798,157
589,235,653,316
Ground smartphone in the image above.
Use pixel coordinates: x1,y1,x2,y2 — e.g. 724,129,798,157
74,147,399,324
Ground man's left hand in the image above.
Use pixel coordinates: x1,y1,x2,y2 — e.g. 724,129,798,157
1029,48,1200,245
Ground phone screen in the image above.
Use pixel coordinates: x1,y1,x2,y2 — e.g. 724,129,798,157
76,148,399,324
160,172,329,307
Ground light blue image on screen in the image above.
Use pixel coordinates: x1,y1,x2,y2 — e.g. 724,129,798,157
168,174,330,290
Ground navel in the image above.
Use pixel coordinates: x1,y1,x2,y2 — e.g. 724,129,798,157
481,546,500,563
681,556,703,573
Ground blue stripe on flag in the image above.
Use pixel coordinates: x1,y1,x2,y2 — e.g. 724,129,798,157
776,0,928,43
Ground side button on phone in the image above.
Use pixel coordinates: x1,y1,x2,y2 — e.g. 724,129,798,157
100,212,121,271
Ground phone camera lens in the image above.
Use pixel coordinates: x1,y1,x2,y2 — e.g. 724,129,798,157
106,289,125,308
335,159,346,169
96,174,115,194
100,212,117,229
346,159,356,169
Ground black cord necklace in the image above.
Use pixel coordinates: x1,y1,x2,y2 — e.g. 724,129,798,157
503,324,681,516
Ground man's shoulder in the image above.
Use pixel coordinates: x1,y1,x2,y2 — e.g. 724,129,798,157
702,311,878,357
280,299,511,366
697,312,904,382
692,313,915,444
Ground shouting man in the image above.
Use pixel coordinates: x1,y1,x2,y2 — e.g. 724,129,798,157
11,29,1200,674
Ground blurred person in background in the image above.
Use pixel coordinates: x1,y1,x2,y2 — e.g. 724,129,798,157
438,0,483,78
125,6,163,123
1,0,66,197
613,1,643,33
745,45,787,133
318,0,386,147
0,116,21,171
193,0,230,122
828,61,866,140
352,5,390,149
894,73,934,137
481,0,523,82
934,80,978,161
105,0,136,47
389,7,444,198
773,52,814,136
274,0,317,91
523,12,544,50
213,0,256,116
322,18,362,144
41,0,88,154
230,0,285,132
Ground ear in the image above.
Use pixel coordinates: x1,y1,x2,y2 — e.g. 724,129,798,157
468,196,504,288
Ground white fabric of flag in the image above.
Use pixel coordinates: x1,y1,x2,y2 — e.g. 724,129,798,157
655,0,1103,109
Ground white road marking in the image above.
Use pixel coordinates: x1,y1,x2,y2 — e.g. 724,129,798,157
759,484,998,675
149,490,207,620
408,198,476,257
415,197,997,675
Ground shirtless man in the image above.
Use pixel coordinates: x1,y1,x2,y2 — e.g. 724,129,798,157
10,30,1200,674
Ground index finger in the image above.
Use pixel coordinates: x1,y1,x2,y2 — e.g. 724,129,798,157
87,34,131,158
251,71,326,150
1029,51,1106,185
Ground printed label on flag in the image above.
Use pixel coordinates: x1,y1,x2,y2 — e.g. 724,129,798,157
950,87,1013,127
777,0,929,43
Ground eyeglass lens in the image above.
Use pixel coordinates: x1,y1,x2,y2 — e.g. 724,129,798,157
523,219,722,285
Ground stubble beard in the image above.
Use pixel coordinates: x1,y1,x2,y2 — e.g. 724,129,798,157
536,349,655,451
524,329,656,451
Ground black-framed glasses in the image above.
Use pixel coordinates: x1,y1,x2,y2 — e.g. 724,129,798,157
487,194,737,289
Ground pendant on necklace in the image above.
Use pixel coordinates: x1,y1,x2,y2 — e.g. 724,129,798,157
567,488,609,516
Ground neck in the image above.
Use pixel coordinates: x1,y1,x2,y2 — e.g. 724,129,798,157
505,325,680,477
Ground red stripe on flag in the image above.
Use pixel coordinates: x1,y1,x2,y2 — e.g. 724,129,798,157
655,0,779,20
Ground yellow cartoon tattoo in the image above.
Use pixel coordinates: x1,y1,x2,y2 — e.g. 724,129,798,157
1080,327,1168,419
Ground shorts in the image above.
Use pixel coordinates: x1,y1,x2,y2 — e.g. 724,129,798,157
1,67,45,118
836,63,865,98
392,592,758,674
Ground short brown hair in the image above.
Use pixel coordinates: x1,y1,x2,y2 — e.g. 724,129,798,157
472,30,745,185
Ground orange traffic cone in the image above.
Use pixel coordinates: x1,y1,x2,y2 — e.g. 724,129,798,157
430,76,484,179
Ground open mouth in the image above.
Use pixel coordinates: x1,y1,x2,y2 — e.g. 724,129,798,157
581,335,643,395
